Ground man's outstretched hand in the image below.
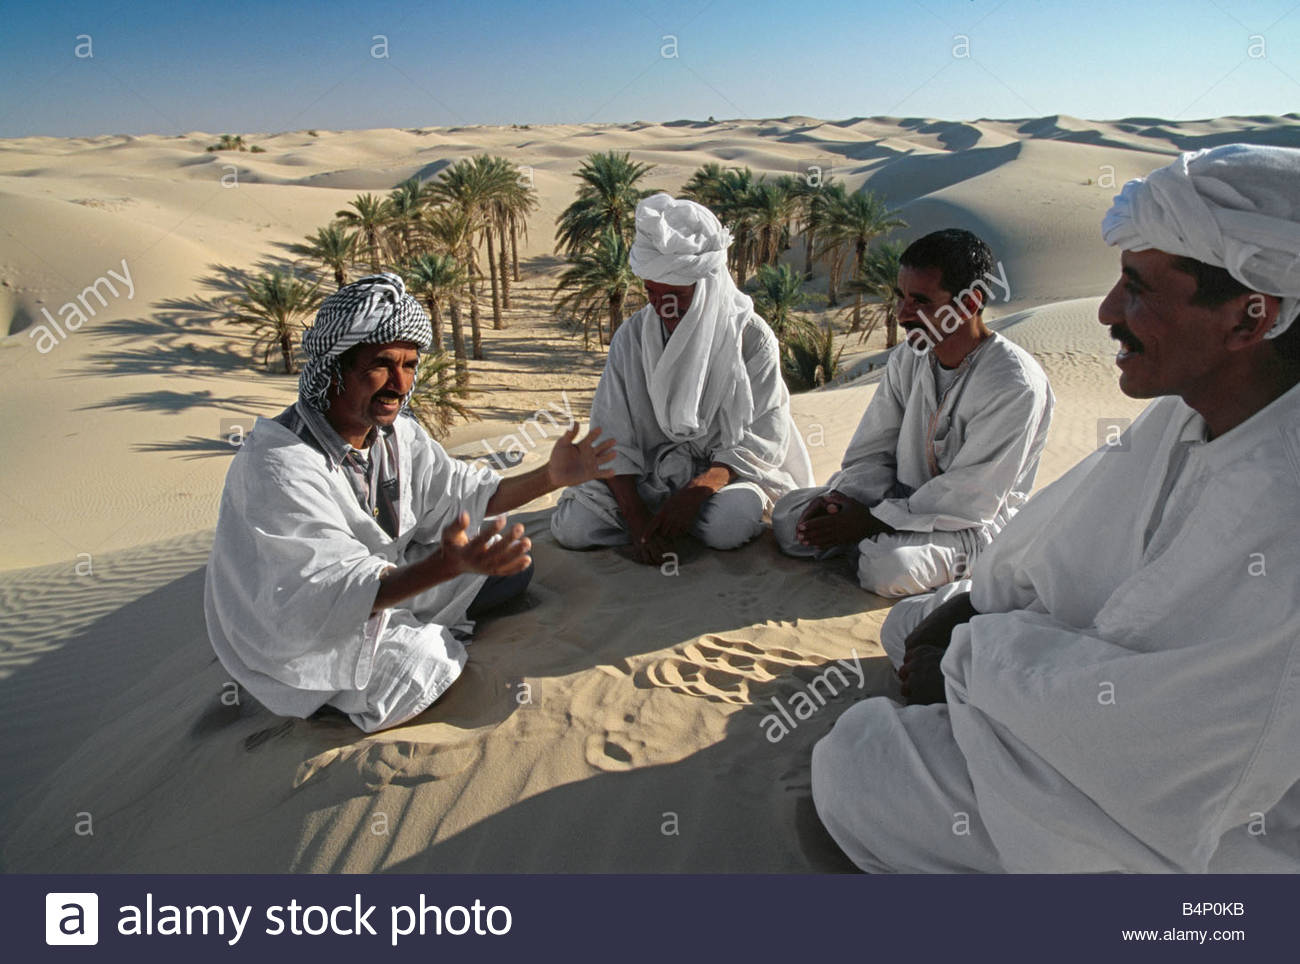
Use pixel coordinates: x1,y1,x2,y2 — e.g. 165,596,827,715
547,422,617,488
899,644,947,705
440,512,532,577
796,490,882,549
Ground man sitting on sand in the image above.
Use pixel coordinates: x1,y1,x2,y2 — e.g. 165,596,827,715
205,273,615,732
771,229,1054,597
551,193,813,564
812,144,1300,872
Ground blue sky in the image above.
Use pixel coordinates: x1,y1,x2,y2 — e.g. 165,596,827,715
1,0,1298,136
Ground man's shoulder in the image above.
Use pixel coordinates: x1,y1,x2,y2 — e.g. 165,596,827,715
610,306,651,350
975,333,1051,394
739,311,779,356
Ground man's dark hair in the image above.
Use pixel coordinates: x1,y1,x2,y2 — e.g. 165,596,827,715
1171,256,1252,307
1172,256,1300,362
900,229,997,307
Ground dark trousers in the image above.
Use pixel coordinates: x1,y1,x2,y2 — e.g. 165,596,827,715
466,562,534,621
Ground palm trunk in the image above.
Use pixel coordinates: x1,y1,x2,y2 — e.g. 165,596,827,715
485,227,503,330
368,229,380,270
449,296,469,385
498,225,511,310
464,246,484,359
827,250,844,307
609,288,625,344
468,285,484,360
510,224,520,281
886,304,898,348
849,240,867,330
425,296,444,351
803,231,815,279
279,329,295,374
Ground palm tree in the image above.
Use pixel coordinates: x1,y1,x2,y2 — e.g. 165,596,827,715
292,224,357,288
748,178,799,267
843,240,906,347
228,271,321,373
498,159,539,305
806,179,847,304
682,162,727,209
508,176,538,284
751,263,813,348
714,167,760,284
429,161,494,355
554,226,642,348
419,207,478,374
335,193,391,270
404,252,468,382
793,173,839,279
470,155,518,330
406,350,477,440
555,151,655,256
820,189,905,330
783,323,844,392
384,178,428,263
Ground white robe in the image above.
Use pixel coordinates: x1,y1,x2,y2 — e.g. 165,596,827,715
829,333,1054,536
204,412,500,732
814,380,1300,872
552,306,812,542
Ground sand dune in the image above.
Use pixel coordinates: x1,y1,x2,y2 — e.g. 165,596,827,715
0,113,1294,872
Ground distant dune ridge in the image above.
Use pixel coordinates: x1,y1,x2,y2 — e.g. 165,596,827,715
0,114,1295,872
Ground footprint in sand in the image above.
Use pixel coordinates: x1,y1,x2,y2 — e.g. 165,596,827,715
643,635,833,705
585,731,642,772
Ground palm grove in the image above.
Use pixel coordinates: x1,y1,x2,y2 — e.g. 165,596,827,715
230,149,905,438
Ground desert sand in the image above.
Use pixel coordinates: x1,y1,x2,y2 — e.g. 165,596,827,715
1,114,1296,871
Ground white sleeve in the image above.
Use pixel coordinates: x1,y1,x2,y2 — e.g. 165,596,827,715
870,376,1049,532
713,322,793,482
827,354,905,503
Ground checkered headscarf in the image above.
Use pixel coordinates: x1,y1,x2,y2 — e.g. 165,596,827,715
298,273,432,412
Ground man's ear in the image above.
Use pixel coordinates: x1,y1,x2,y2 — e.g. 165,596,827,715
1227,292,1280,349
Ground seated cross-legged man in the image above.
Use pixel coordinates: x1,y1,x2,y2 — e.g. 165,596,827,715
772,229,1054,597
551,193,813,564
812,144,1300,873
205,274,616,732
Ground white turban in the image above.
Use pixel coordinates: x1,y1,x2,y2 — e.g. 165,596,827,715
1101,143,1300,337
627,193,756,444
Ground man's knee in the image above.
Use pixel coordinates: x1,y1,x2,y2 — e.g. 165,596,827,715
879,593,934,668
696,486,765,550
857,541,951,597
549,498,605,549
810,700,900,873
772,487,822,557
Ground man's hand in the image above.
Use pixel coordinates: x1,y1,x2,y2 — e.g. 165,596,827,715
641,464,733,547
796,490,882,549
440,512,532,577
901,590,979,656
644,485,711,541
547,422,617,488
628,511,676,566
899,644,948,705
371,513,530,614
